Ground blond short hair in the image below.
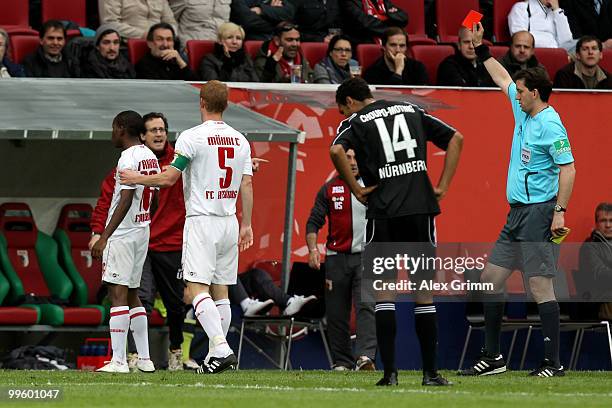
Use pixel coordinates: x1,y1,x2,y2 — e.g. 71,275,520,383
217,22,245,42
0,28,9,49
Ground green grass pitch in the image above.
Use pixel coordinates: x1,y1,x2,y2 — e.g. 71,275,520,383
1,370,611,407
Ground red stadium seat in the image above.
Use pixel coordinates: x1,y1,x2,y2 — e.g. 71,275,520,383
408,35,437,46
0,307,39,325
410,45,455,85
42,0,87,27
54,204,102,306
3,27,39,37
534,48,570,79
10,35,40,64
490,45,510,60
394,0,425,37
244,40,263,59
186,40,216,74
0,203,103,326
435,0,479,43
300,42,328,67
0,266,40,325
493,0,520,44
127,38,149,64
600,49,612,73
356,44,383,73
0,0,30,29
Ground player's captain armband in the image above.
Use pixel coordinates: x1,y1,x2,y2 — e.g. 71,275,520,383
170,152,190,171
553,139,571,155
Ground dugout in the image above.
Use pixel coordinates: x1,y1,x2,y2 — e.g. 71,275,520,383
0,78,305,291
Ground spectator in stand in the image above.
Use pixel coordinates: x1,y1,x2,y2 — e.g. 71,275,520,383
499,31,544,77
199,22,259,82
99,0,177,40
561,0,612,49
313,34,357,84
437,27,494,87
0,29,25,78
230,0,296,41
81,25,136,79
169,0,230,43
340,0,408,45
289,0,341,42
363,27,428,86
23,20,80,78
254,21,313,83
578,202,612,320
135,23,194,80
554,35,612,88
229,268,316,316
508,0,576,50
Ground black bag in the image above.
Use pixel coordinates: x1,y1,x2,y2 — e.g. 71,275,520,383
66,36,95,66
1,345,72,370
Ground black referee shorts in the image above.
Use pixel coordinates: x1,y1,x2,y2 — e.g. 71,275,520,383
365,214,437,281
489,200,559,278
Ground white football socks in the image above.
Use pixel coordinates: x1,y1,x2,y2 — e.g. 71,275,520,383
109,306,130,364
129,307,150,360
193,293,232,358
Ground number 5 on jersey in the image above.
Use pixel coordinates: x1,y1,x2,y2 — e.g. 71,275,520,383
218,147,235,189
374,115,418,163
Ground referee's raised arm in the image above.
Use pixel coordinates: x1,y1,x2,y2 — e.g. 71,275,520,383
471,22,514,97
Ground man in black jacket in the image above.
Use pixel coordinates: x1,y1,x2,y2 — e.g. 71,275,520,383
289,0,341,42
561,0,612,49
81,25,136,79
499,31,543,77
554,35,612,89
340,0,408,44
23,20,79,78
437,27,494,87
135,23,194,80
363,27,428,85
578,202,612,320
230,0,296,41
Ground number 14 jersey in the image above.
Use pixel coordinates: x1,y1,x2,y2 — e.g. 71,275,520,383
172,120,252,217
107,144,160,237
333,100,455,219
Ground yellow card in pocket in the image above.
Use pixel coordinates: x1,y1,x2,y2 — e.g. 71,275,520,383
551,227,571,244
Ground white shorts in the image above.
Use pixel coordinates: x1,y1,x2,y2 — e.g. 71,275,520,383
102,227,149,288
182,215,239,285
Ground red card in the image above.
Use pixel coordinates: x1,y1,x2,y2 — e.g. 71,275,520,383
461,10,483,29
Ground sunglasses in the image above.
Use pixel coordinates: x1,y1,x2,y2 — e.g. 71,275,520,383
275,23,299,35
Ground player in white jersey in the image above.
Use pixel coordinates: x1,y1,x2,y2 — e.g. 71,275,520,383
119,81,254,374
91,111,161,374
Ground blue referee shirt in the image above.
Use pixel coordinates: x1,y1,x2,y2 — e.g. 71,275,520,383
505,82,574,205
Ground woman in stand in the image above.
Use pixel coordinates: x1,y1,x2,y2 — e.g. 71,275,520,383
0,29,25,78
199,22,259,82
313,34,358,84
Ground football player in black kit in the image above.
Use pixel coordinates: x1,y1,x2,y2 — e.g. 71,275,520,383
330,78,464,386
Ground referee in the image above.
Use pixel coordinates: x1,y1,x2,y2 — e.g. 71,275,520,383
459,23,576,378
330,78,464,386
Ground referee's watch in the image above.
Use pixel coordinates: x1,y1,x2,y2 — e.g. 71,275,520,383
554,204,567,213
